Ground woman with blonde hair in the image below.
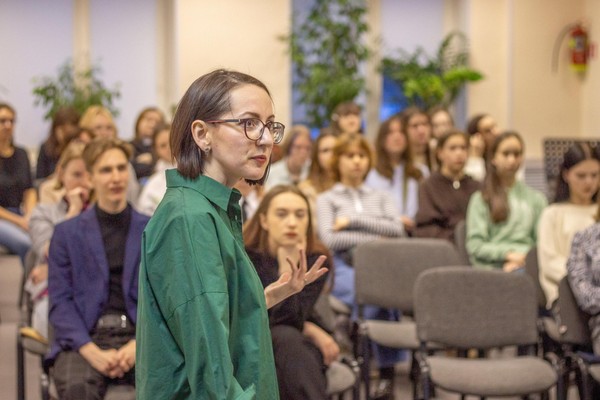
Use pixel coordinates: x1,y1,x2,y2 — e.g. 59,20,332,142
79,105,118,139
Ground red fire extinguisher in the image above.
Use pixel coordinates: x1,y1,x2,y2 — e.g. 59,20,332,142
569,24,589,72
552,22,591,74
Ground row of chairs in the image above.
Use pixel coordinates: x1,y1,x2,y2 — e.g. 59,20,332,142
351,237,579,399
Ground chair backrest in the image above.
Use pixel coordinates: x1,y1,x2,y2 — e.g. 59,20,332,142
556,276,592,346
453,220,470,266
354,238,462,313
414,266,539,349
523,246,548,310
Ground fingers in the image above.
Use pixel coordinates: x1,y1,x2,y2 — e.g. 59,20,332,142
304,255,328,284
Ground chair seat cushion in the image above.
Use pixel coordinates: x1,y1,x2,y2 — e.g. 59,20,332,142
326,360,355,395
365,320,442,350
428,355,556,396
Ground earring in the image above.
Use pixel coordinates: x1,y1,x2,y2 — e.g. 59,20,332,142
203,147,211,155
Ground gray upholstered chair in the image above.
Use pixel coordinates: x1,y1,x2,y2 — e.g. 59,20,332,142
414,266,561,399
326,357,360,399
553,277,600,400
453,219,470,266
353,238,463,399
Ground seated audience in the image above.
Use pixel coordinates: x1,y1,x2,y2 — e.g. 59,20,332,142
414,130,480,241
244,185,336,400
538,143,600,308
0,102,36,267
365,114,425,233
47,138,150,399
265,125,312,190
27,142,90,338
466,131,547,271
464,113,499,181
428,106,454,170
401,107,433,172
80,105,140,203
330,101,362,136
137,124,176,216
316,133,404,398
130,107,165,181
567,205,600,355
36,106,80,180
298,129,337,219
38,128,94,204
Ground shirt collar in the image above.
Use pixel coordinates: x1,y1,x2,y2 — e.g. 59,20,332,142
165,169,241,212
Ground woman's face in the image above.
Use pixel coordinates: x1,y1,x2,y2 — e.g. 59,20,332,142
564,158,600,204
137,110,163,139
260,192,309,253
491,136,523,179
154,129,171,163
317,136,337,171
288,134,312,169
339,143,370,184
431,110,453,139
406,113,431,149
438,134,468,175
55,123,79,144
61,158,91,199
0,107,15,143
202,84,274,187
338,113,361,134
384,119,406,158
91,114,117,139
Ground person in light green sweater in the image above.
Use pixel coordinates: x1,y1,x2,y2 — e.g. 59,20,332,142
466,131,547,271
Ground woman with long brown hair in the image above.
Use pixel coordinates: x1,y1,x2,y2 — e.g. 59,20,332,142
466,131,547,271
365,114,425,232
244,185,335,399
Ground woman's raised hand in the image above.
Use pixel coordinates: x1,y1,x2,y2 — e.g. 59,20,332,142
264,247,327,309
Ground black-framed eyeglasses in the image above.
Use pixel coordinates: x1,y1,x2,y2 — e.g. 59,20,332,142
206,118,285,144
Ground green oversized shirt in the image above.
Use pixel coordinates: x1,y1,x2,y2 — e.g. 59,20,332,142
136,170,279,399
466,180,547,269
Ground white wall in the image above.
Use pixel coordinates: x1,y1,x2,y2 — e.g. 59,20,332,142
0,0,73,149
90,0,159,140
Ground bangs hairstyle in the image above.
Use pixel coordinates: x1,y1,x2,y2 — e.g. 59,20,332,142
170,69,272,185
331,101,361,135
555,142,600,203
435,129,469,166
374,114,422,182
53,141,86,190
243,185,330,258
82,137,133,172
45,107,80,158
330,133,374,183
482,131,524,223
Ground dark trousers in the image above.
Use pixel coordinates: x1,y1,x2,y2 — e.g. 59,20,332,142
53,325,135,400
271,324,328,400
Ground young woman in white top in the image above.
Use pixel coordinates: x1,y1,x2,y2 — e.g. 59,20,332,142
538,142,600,308
365,114,426,233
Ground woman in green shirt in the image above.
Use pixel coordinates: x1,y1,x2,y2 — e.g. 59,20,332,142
466,131,547,271
136,69,327,399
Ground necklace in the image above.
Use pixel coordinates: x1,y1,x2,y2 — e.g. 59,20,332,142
452,180,461,190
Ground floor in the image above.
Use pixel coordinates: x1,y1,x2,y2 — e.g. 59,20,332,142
0,253,582,399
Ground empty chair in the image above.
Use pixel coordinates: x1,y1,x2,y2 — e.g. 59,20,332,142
414,266,560,399
354,237,462,398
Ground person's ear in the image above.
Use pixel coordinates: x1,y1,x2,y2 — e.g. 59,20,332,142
259,213,269,232
191,120,211,153
562,169,571,185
